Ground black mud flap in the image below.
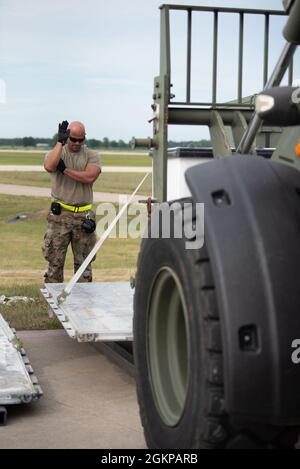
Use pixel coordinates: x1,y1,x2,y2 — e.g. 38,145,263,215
185,154,300,425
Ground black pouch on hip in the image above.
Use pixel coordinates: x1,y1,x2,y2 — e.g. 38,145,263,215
51,202,62,215
82,216,96,233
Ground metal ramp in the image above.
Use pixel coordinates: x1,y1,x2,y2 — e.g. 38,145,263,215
41,282,134,342
0,313,43,421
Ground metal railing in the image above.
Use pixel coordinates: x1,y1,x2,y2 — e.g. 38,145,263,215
160,4,290,107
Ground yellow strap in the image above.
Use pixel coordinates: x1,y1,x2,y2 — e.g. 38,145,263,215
56,201,92,213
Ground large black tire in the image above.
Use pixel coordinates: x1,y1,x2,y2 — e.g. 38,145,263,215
133,199,300,449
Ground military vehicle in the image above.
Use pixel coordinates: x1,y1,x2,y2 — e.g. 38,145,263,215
39,0,300,450
132,0,300,449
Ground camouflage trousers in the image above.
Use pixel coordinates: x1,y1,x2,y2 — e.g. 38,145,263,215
42,210,97,283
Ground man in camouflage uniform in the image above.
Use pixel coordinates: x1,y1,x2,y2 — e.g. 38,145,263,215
43,120,101,283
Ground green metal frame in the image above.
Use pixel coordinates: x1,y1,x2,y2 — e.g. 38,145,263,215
154,5,293,202
134,4,299,202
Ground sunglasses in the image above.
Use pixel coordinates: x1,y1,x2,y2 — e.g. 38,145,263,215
69,136,85,143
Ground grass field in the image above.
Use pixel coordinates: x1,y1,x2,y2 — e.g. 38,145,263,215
0,194,143,330
0,194,141,278
0,284,61,330
0,171,152,195
0,150,151,167
0,152,150,330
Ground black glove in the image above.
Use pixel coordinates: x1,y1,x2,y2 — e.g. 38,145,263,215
57,158,66,173
57,120,69,145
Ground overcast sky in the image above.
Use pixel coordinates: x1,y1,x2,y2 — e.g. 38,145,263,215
0,0,298,141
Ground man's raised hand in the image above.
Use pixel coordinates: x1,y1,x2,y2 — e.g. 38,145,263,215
57,120,70,145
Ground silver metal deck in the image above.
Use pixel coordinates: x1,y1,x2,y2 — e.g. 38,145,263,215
0,314,43,405
41,282,134,342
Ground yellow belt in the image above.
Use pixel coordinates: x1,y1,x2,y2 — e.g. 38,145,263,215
56,201,92,213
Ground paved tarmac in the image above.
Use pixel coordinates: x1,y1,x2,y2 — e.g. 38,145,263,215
0,330,145,449
0,151,147,157
0,165,152,173
0,164,151,202
0,183,148,203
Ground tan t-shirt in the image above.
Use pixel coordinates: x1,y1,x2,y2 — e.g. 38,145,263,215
47,145,101,205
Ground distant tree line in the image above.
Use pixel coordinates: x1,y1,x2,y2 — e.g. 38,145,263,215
0,136,131,148
0,137,211,149
167,139,211,148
